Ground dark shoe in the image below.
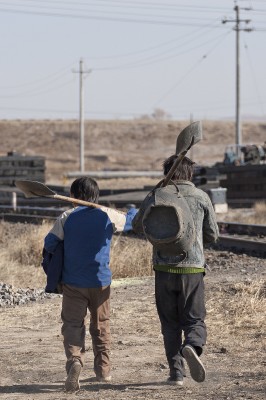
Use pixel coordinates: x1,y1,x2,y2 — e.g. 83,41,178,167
167,372,183,387
65,360,82,392
182,345,206,383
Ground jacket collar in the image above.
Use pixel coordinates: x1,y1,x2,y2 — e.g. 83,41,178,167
169,180,195,187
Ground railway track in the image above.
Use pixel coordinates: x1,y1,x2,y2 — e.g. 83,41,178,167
216,235,265,256
0,210,265,256
216,221,266,256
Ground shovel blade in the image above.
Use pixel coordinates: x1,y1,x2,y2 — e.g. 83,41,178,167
15,180,56,198
175,121,202,155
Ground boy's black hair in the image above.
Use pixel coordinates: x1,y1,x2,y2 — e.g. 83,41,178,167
70,177,99,203
163,155,195,182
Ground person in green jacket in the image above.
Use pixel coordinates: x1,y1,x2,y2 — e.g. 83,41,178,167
132,156,219,386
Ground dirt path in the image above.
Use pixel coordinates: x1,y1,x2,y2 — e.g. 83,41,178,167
0,258,265,400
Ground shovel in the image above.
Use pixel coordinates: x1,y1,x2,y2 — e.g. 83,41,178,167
162,120,202,187
15,180,126,214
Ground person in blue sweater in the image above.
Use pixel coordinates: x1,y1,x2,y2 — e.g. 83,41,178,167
44,177,137,392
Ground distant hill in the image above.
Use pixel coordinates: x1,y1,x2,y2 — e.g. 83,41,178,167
0,119,265,184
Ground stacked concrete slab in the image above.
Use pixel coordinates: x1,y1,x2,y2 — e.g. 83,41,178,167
0,152,45,186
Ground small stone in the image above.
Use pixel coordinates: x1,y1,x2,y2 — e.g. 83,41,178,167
220,347,227,353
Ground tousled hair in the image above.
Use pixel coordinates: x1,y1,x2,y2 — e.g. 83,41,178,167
70,177,99,203
163,155,195,182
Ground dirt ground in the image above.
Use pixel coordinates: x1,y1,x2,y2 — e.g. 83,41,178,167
0,249,265,400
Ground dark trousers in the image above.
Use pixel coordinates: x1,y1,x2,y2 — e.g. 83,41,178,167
155,271,206,375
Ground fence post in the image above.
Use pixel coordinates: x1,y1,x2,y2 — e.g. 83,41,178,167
12,191,17,211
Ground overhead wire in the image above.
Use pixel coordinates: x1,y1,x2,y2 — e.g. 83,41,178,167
0,2,265,119
0,4,234,27
85,18,230,61
153,29,232,106
92,28,232,71
1,1,264,27
0,1,264,27
0,23,228,96
0,14,231,97
0,0,230,19
0,1,220,21
86,26,210,60
0,26,225,95
0,79,75,98
0,62,76,89
0,0,231,13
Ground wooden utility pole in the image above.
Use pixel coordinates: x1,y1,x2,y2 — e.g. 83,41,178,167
73,59,91,173
222,2,252,158
235,4,241,158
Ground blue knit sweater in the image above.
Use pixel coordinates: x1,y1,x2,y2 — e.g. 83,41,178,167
43,206,137,289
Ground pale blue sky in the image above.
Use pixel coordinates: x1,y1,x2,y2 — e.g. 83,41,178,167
0,0,265,120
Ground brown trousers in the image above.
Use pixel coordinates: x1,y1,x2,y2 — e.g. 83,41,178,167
61,284,111,378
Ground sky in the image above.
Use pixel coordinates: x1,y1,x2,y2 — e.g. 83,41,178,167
0,0,266,121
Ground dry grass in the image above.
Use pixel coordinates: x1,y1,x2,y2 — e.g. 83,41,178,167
0,221,49,287
253,202,266,224
230,280,266,329
0,202,264,287
0,221,153,288
207,279,266,352
0,221,47,287
218,201,266,224
110,233,153,279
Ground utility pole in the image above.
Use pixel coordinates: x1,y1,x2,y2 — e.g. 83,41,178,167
222,2,252,158
73,59,91,173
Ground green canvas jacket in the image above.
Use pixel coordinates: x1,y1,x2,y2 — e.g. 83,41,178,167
132,181,219,271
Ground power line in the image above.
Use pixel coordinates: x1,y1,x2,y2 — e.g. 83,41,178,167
0,6,233,27
86,21,225,61
0,70,72,91
92,28,230,71
0,0,231,20
153,30,232,106
0,0,231,13
0,28,226,96
87,27,208,60
0,1,211,20
0,79,74,98
0,25,230,95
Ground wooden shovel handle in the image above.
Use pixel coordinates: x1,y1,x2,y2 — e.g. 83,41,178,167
53,194,102,208
53,194,126,215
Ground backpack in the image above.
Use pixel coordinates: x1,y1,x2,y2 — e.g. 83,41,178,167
142,183,195,255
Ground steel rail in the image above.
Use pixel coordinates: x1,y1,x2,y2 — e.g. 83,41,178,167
218,221,266,236
218,235,266,256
